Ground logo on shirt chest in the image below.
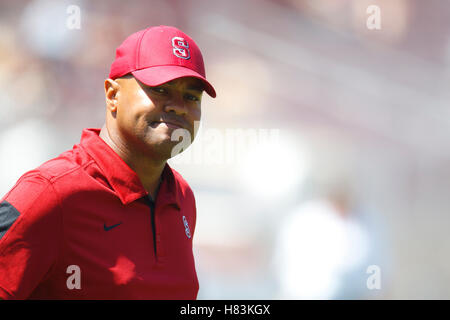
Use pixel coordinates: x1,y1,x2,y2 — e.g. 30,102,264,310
182,216,191,239
104,222,122,231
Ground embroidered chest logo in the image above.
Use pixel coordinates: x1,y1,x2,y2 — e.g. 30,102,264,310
182,215,191,239
104,222,122,231
172,37,190,60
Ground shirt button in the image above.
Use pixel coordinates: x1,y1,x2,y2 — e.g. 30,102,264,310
156,235,161,242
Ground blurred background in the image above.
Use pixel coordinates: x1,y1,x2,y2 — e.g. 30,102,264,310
1,0,450,299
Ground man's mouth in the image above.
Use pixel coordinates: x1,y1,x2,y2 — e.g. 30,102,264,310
151,121,185,129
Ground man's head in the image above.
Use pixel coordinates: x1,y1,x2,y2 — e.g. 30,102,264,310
104,25,216,162
104,74,203,161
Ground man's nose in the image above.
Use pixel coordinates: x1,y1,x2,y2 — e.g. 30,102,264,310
164,94,187,115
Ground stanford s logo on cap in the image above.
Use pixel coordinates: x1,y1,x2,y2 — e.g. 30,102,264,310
172,37,190,60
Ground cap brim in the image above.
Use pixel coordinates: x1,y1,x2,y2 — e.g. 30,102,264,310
131,66,216,98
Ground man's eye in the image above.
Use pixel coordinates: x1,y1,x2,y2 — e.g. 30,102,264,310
150,87,167,94
185,94,200,101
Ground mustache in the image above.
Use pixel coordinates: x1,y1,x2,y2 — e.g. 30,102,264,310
152,116,191,130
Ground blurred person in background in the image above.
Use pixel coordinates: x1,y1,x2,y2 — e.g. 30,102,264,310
0,25,216,299
274,180,387,299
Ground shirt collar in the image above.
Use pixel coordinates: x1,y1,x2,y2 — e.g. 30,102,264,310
79,128,180,209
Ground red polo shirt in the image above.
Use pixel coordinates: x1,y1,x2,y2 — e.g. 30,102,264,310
0,128,199,299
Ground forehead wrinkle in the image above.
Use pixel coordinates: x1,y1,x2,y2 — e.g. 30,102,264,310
165,78,204,90
186,88,204,95
134,77,204,94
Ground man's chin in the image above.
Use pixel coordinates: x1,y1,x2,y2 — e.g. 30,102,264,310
155,130,193,156
141,139,189,161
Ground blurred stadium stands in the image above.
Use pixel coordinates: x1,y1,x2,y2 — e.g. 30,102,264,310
1,0,450,299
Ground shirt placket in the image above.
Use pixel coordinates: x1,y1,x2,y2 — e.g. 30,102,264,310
145,195,165,263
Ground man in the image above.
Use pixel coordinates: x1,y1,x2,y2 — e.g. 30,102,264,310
0,25,216,299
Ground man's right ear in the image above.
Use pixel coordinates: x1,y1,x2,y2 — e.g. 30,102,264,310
104,79,120,112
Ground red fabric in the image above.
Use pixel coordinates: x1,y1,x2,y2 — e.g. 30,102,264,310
0,128,199,299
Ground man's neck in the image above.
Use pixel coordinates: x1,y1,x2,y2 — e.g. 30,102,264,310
99,125,165,199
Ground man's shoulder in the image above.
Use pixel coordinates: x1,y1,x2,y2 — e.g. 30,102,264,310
34,143,95,181
1,144,96,207
0,151,80,214
9,144,90,191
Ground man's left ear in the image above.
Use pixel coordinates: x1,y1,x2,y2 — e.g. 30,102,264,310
104,78,120,112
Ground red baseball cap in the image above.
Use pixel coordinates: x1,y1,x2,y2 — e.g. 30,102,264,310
109,25,216,98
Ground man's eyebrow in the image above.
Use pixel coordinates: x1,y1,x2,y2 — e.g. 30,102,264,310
159,81,204,92
186,85,204,92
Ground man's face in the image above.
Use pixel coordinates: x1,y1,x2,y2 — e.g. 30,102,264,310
107,75,203,161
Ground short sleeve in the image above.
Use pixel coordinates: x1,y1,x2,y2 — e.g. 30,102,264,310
0,174,62,299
